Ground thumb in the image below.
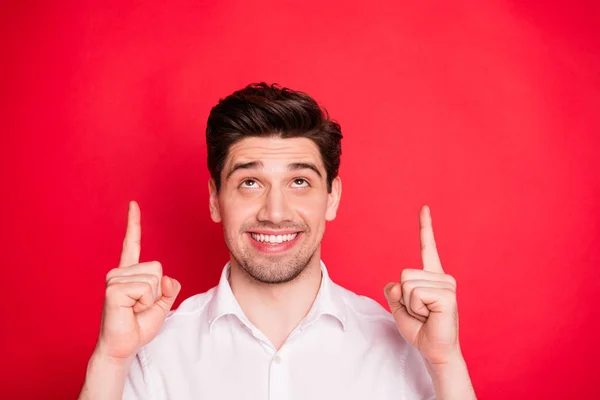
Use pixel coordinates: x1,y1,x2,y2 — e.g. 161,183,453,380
384,282,403,314
384,282,422,345
156,276,181,312
139,276,181,325
136,276,181,345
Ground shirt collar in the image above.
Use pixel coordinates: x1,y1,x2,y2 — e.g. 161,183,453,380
303,260,347,331
207,263,247,332
207,260,347,332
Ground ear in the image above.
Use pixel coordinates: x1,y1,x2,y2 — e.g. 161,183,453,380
208,178,222,223
325,176,342,221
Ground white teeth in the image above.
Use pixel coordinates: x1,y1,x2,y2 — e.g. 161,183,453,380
251,233,298,243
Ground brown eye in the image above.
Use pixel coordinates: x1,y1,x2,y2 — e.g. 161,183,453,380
241,179,257,188
291,178,309,188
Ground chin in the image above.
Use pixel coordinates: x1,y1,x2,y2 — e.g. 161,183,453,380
237,251,315,284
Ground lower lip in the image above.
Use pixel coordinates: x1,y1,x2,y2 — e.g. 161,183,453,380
248,233,302,254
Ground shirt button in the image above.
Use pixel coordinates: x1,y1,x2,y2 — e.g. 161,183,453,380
273,355,282,364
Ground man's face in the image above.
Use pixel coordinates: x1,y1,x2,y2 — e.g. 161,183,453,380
209,136,341,284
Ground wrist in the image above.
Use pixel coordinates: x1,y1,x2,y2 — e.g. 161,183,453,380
91,338,139,366
425,350,476,400
84,350,133,388
79,350,133,400
89,348,134,370
425,348,466,376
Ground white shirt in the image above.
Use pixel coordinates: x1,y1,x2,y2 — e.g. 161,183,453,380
123,261,435,400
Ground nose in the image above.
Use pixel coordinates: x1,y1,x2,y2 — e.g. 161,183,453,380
256,186,294,225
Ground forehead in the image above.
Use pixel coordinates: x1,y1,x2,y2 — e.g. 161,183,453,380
225,136,323,168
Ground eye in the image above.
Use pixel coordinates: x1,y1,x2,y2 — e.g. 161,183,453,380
291,178,309,188
240,179,259,188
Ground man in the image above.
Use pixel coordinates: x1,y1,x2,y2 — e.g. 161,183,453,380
79,83,476,399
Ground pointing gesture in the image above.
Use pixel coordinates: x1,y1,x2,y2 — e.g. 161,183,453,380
420,205,443,274
96,201,181,360
119,200,142,268
384,205,461,365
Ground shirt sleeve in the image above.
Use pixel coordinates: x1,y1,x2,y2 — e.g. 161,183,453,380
122,348,150,400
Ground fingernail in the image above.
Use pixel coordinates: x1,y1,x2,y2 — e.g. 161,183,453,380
169,277,180,290
384,282,395,296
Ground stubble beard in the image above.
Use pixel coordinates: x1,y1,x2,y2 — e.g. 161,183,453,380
228,227,321,284
238,248,318,284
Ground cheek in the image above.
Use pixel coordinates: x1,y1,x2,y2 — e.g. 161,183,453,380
292,195,329,225
220,196,259,232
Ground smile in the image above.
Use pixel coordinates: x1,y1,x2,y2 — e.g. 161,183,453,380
247,231,302,254
250,232,298,243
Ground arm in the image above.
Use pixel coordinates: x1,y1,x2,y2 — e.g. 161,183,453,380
79,353,132,400
79,201,180,399
384,206,477,400
426,354,476,400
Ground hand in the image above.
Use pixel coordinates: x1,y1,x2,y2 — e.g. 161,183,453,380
384,205,460,365
95,201,181,361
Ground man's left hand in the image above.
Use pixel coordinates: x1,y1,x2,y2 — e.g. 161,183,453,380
384,205,461,366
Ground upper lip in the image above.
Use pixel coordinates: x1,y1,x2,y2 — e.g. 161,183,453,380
248,230,301,235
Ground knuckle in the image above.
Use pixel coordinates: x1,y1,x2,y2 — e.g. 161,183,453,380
441,288,457,302
150,274,160,285
124,238,141,247
444,287,456,297
105,268,119,282
105,282,120,298
142,281,153,293
150,260,163,275
142,282,156,301
149,274,160,289
400,280,414,292
400,269,414,282
444,274,457,288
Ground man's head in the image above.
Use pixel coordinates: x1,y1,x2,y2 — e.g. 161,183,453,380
206,83,343,284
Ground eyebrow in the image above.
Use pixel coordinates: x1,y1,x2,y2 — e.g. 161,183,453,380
226,161,263,179
288,162,322,178
225,161,323,179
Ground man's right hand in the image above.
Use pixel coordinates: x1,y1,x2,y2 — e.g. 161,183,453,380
79,201,180,400
95,200,181,361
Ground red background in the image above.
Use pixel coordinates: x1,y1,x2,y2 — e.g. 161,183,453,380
1,1,599,398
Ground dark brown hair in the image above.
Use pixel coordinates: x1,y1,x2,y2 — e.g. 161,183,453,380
206,82,343,192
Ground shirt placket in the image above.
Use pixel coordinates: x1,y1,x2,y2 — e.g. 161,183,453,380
268,351,290,400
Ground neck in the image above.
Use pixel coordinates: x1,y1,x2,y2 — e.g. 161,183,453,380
229,255,323,350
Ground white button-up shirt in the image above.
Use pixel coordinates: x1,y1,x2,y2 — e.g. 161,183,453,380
123,261,435,399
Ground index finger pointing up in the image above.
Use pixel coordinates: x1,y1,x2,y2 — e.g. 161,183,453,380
119,200,141,268
420,205,444,273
